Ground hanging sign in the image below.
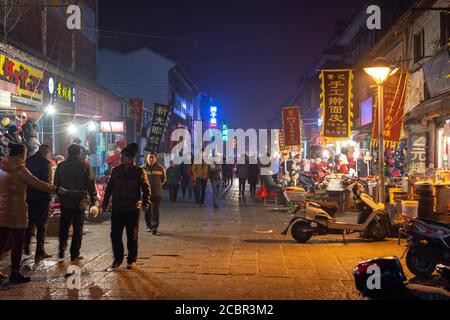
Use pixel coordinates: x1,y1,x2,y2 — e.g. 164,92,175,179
128,99,144,136
320,69,353,141
144,103,170,153
372,72,408,149
282,107,302,152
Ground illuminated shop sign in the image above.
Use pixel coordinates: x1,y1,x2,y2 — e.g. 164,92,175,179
100,121,125,133
0,53,44,107
210,106,217,128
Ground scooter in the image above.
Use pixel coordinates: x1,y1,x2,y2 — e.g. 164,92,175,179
404,217,450,278
282,179,390,243
353,256,450,300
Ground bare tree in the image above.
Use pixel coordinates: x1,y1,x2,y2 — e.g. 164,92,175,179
1,0,31,43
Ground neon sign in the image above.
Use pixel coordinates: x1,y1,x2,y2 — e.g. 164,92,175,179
210,106,218,128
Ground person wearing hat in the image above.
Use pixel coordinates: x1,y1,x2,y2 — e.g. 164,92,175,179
54,144,97,262
103,143,151,270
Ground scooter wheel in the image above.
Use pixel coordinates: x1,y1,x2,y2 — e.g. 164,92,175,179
406,249,436,278
368,221,387,241
291,221,313,243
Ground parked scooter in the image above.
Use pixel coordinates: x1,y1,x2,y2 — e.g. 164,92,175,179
353,256,450,300
282,179,390,243
404,217,450,278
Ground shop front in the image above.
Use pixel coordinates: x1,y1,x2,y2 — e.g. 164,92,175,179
0,52,44,154
76,84,124,176
42,72,77,156
405,88,450,216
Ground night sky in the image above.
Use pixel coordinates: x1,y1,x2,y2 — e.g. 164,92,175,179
99,0,365,129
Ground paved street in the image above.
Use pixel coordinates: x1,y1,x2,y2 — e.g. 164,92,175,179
0,182,410,300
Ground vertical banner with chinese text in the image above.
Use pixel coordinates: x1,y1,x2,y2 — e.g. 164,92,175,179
320,69,353,142
372,72,408,149
281,107,302,153
129,99,144,137
144,103,170,153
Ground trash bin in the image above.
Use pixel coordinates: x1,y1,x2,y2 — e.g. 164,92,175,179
414,183,434,218
401,200,418,220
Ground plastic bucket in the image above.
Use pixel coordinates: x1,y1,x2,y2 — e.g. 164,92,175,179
401,200,418,220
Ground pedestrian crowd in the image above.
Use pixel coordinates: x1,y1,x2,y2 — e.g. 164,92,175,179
0,142,261,284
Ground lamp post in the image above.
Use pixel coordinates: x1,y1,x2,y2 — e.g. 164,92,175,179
363,57,398,204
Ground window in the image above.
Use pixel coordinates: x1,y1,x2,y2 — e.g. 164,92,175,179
414,29,425,63
440,12,450,48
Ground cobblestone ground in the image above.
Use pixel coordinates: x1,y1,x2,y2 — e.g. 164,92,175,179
0,182,411,300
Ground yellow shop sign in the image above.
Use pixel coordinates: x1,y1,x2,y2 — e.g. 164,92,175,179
0,53,44,106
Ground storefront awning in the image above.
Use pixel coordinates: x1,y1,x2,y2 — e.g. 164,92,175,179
405,90,450,123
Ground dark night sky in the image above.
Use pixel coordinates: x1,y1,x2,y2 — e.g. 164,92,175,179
99,0,365,129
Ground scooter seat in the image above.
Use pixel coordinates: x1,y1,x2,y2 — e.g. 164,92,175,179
310,201,338,216
417,217,450,229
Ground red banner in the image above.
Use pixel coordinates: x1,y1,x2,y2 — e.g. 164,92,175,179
129,99,144,136
372,72,408,148
282,107,302,152
320,69,353,141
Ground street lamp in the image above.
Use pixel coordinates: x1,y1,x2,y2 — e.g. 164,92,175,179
45,105,56,115
364,57,398,204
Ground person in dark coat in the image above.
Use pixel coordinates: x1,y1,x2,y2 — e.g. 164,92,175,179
24,145,53,260
166,161,181,202
180,159,193,201
247,156,260,199
236,154,249,196
103,143,151,270
54,144,97,261
143,153,166,235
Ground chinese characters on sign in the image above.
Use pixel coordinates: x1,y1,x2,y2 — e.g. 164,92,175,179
128,99,144,136
210,106,218,128
144,104,170,153
44,73,76,112
372,72,408,148
408,134,427,174
320,69,353,141
0,53,44,107
281,107,302,152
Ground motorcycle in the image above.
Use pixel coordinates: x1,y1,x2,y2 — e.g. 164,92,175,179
404,216,450,278
353,256,450,300
282,179,390,243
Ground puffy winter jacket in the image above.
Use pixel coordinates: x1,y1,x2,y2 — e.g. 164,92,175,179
0,156,55,229
103,163,151,210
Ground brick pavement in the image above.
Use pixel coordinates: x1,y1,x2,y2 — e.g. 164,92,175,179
0,181,410,300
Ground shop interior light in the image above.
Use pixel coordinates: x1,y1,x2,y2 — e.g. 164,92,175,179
67,123,77,135
363,57,399,85
45,105,56,115
88,121,96,132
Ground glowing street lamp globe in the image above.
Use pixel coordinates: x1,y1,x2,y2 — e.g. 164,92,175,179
45,105,56,115
67,123,77,135
363,57,398,85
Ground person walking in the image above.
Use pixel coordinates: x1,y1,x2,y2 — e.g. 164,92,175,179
180,159,193,201
54,144,97,262
166,161,181,202
248,156,259,199
143,153,166,235
192,155,209,207
208,159,222,209
0,143,57,283
103,143,151,270
236,154,249,197
24,145,53,261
